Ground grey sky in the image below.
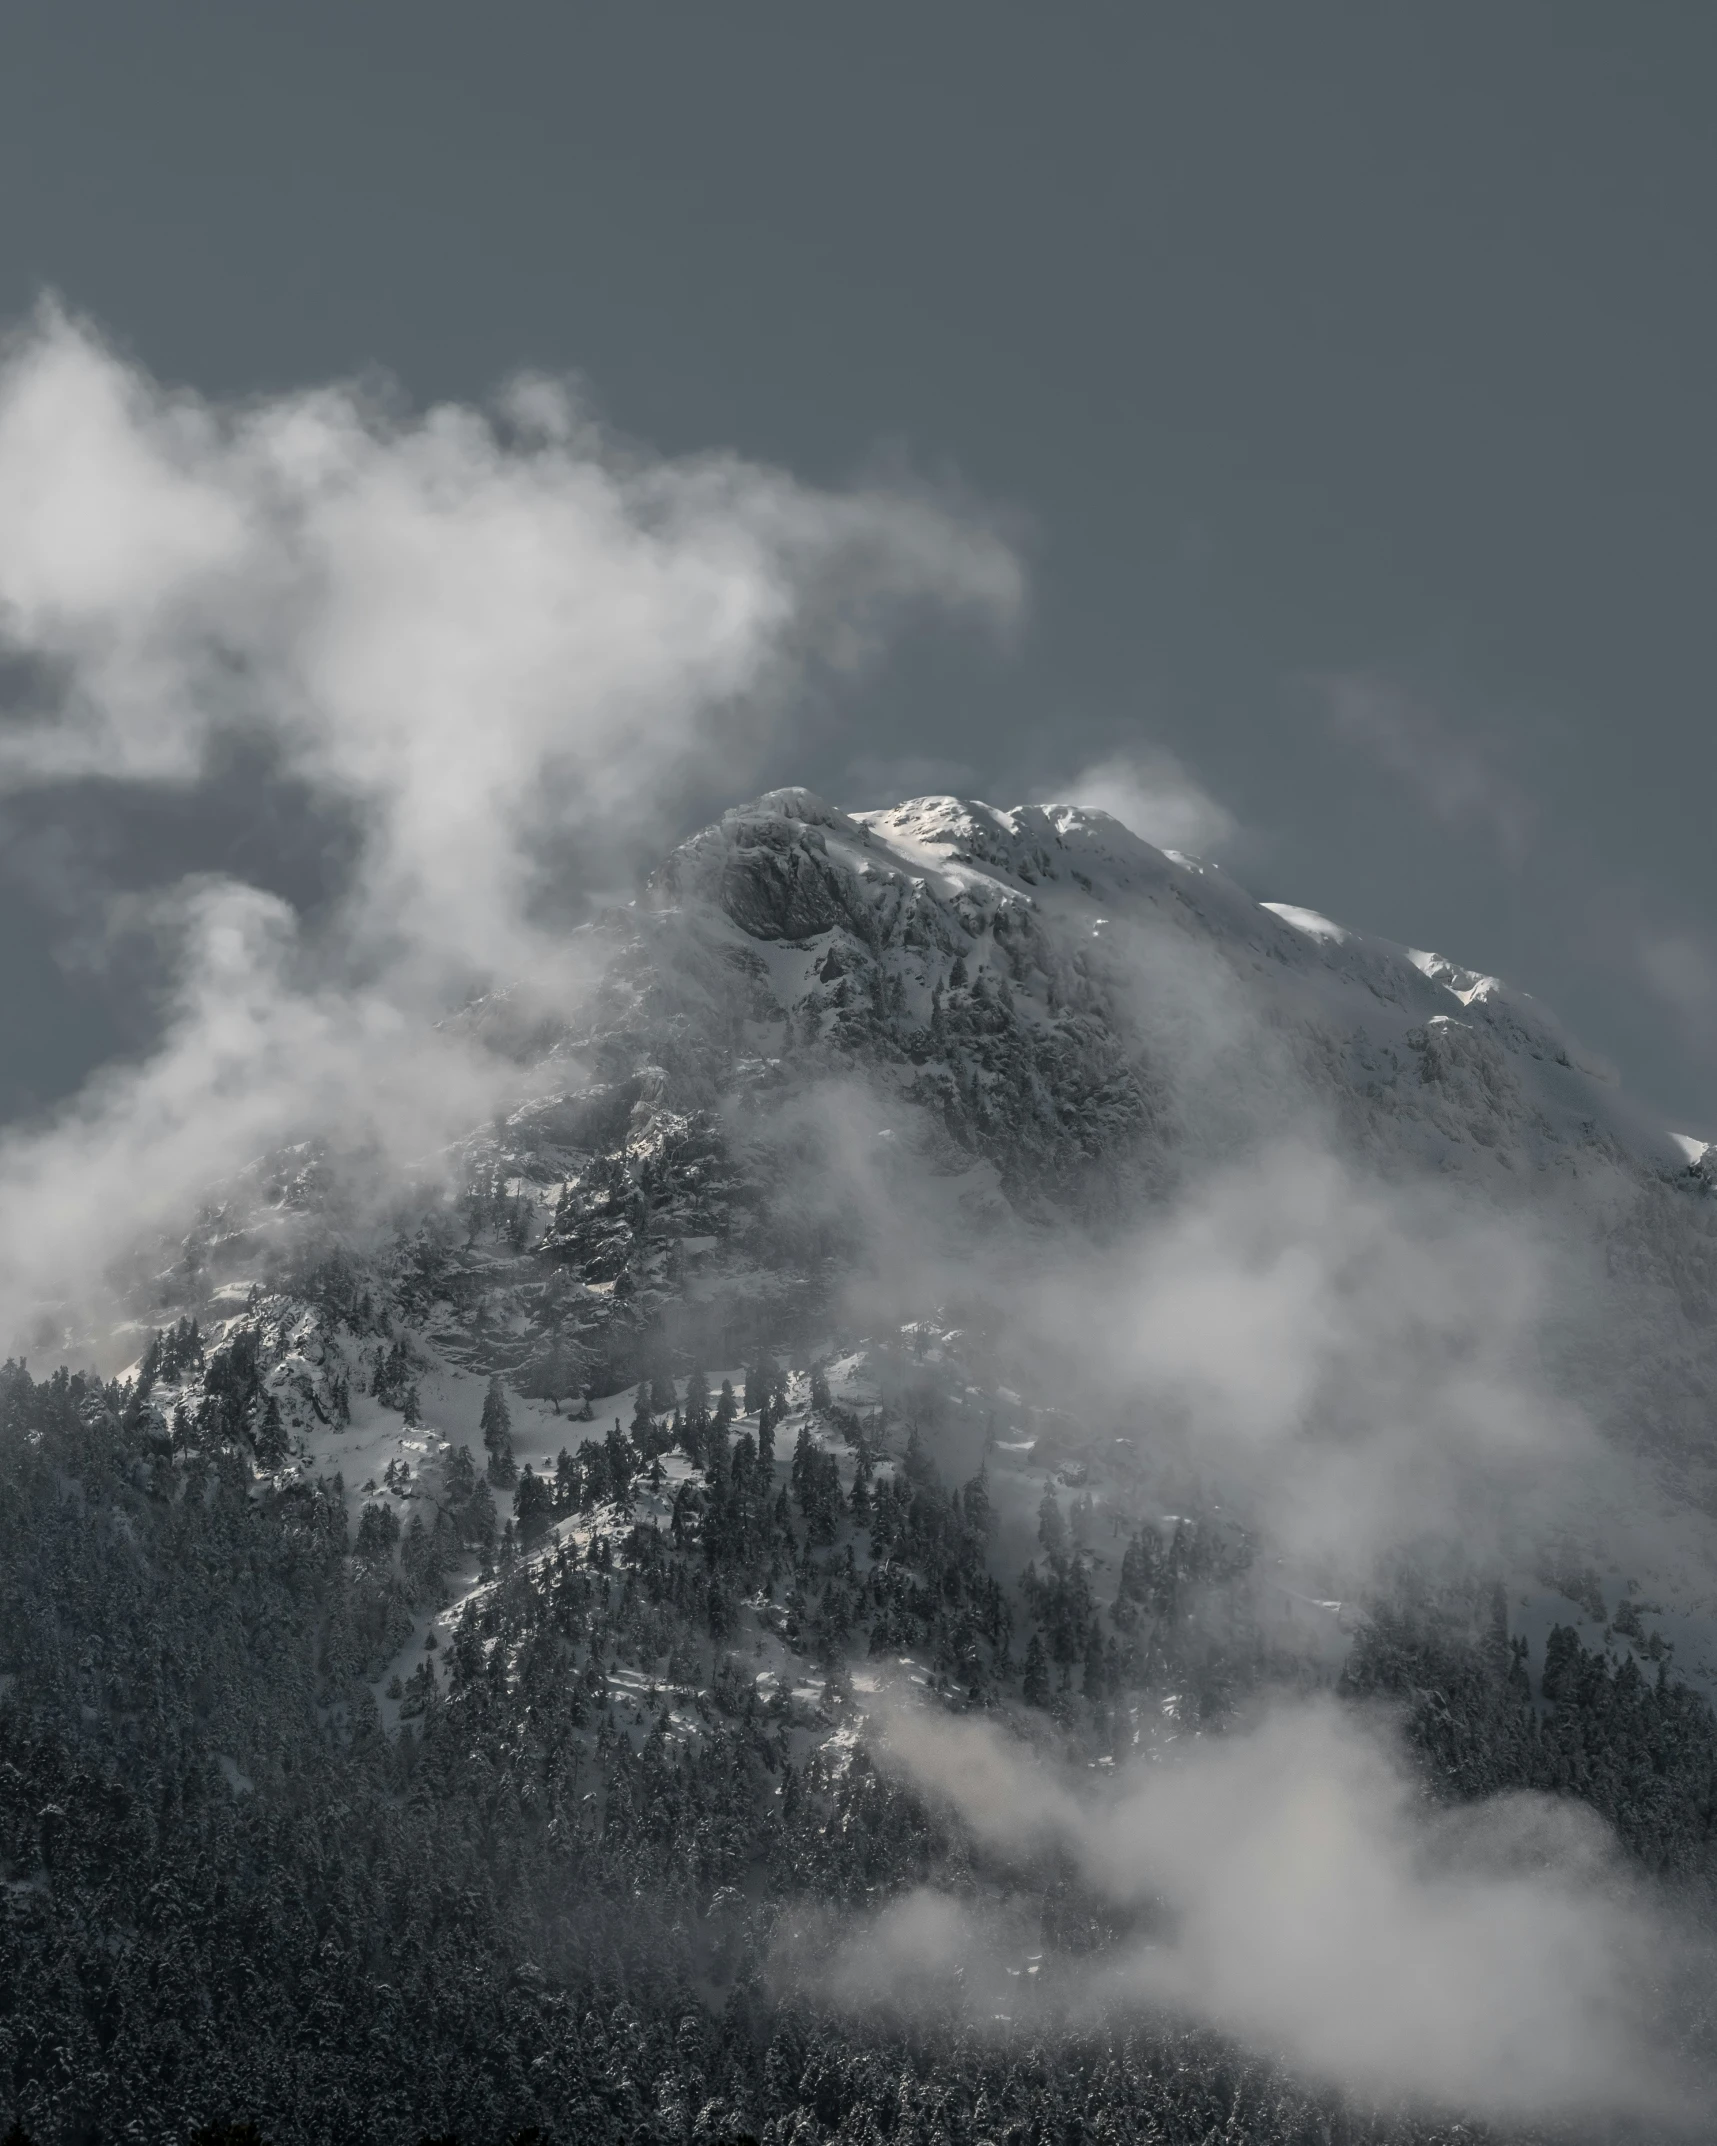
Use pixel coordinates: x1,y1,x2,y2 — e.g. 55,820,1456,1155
1,3,1714,1124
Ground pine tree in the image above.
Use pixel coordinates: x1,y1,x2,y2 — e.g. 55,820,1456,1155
443,1442,477,1507
1082,1615,1108,1701
961,1466,992,1538
401,1507,437,1592
356,1502,401,1563
606,1416,635,1508
534,1332,582,1415
791,1422,814,1504
1038,1484,1068,1564
706,1415,731,1498
513,1464,553,1547
469,1477,499,1566
1119,1525,1156,1603
481,1374,515,1484
375,1336,411,1407
254,1391,287,1469
904,1425,936,1486
480,1373,511,1449
1022,1632,1051,1708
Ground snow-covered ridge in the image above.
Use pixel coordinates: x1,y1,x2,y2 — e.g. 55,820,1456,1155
136,781,1717,1537
631,787,1717,1488
648,787,1685,1184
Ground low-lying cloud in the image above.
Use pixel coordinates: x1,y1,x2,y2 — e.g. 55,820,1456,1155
811,877,1615,1575
812,1694,1698,2128
1021,1139,1605,1566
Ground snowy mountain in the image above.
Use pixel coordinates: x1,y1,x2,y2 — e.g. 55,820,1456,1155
144,786,1717,1614
9,789,1717,2144
310,786,1717,1468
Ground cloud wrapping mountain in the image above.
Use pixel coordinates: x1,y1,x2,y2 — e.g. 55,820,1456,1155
3,308,1716,2137
0,303,1020,1345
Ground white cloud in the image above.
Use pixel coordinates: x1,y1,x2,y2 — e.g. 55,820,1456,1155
810,894,1609,1571
1058,748,1237,858
1022,1138,1598,1564
0,297,1023,1349
832,1696,1697,2127
0,298,1022,985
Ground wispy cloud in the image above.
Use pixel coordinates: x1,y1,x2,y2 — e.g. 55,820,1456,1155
0,296,1023,1349
1638,928,1717,1065
1317,672,1537,865
1057,746,1237,858
813,1695,1701,2128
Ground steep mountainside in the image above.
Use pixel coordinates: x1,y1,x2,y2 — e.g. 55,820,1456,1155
6,790,1717,2145
234,785,1712,1415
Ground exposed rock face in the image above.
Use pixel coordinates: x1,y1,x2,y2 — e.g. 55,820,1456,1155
153,787,1717,1486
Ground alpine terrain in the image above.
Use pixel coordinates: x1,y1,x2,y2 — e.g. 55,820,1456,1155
6,788,1717,2145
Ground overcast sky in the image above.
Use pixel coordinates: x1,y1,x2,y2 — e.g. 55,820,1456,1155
2,3,1715,1127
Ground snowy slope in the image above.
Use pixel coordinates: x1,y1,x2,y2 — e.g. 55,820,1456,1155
120,787,1717,1677
137,783,1717,1465
652,787,1682,1182
37,792,1717,2146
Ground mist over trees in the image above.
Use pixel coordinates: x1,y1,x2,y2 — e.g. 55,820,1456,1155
8,760,1717,2139
5,1304,1717,2142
